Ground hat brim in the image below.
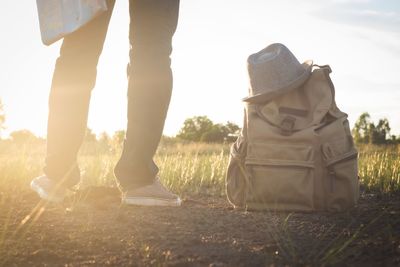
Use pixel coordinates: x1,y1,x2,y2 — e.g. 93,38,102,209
242,60,313,104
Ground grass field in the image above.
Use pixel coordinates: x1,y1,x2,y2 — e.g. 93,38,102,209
0,139,399,266
0,140,230,197
1,139,398,196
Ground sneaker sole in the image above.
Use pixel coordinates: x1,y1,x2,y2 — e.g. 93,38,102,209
30,180,64,203
123,196,182,207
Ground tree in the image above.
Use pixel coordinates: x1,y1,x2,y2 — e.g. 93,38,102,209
377,118,391,139
0,99,5,136
177,116,240,143
98,131,111,151
10,130,38,144
85,128,97,142
224,121,240,135
177,116,213,142
352,113,393,145
223,121,240,142
352,112,371,144
370,118,391,145
200,124,226,143
112,130,126,147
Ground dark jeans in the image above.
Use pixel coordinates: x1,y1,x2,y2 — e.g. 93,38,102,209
44,0,180,189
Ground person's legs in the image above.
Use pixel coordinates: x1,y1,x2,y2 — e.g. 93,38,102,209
43,0,116,188
114,0,180,189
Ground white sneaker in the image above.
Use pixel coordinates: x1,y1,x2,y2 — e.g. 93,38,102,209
122,178,181,206
30,175,66,203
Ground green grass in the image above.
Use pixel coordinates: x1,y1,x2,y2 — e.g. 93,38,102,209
0,140,399,196
358,144,400,193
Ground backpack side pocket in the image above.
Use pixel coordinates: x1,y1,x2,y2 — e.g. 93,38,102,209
322,140,359,212
226,136,249,208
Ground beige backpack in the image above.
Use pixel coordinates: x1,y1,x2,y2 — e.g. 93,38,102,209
226,65,359,212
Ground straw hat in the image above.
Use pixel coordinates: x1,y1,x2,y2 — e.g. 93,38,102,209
243,43,313,103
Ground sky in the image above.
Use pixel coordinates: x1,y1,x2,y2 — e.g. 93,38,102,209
0,0,399,138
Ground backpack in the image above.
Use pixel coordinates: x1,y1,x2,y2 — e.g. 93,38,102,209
226,65,359,212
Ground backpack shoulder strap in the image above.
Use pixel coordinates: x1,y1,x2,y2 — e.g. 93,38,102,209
313,64,347,119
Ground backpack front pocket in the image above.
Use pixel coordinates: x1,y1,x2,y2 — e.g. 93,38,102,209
245,143,315,211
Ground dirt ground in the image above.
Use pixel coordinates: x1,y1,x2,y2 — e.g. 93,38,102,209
1,188,399,267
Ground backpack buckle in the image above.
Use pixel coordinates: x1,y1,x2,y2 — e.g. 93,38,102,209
280,116,296,135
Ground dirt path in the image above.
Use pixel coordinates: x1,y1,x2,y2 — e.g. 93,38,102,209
1,188,399,266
